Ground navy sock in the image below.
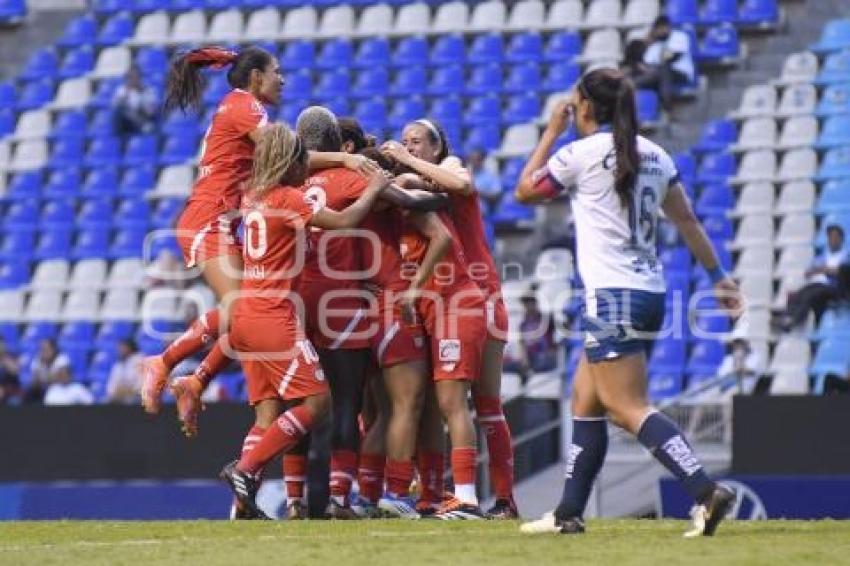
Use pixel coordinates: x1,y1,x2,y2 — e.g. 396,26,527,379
554,417,608,521
637,411,715,503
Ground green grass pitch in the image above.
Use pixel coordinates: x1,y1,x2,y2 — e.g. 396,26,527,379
1,520,849,566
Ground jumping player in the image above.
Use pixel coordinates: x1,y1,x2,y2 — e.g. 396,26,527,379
516,69,741,536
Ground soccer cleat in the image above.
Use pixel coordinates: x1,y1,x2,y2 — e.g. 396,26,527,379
378,493,421,519
520,512,585,534
415,498,440,518
286,499,307,520
171,374,204,438
229,498,256,520
486,497,520,520
325,499,360,520
684,484,735,538
350,495,383,519
140,355,169,414
220,460,269,520
434,497,485,520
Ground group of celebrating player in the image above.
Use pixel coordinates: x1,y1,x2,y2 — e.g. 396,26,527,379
138,40,743,537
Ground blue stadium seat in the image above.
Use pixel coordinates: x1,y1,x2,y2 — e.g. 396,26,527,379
388,98,426,130
135,320,169,354
816,83,850,117
203,73,230,106
352,68,389,98
506,32,543,63
20,48,59,81
464,125,501,153
692,305,731,336
44,169,82,199
78,199,114,229
316,39,353,70
428,65,464,96
97,12,134,46
0,322,21,353
699,0,737,25
692,119,737,153
816,179,850,214
59,321,96,353
542,61,580,92
315,70,350,100
279,40,315,71
815,50,850,85
57,14,97,47
58,45,94,79
135,46,168,78
500,158,524,192
648,370,685,400
51,110,87,140
354,37,390,68
110,228,146,259
85,137,122,168
390,66,427,97
816,147,850,181
72,227,110,260
0,82,14,108
48,138,85,169
491,191,535,226
637,90,661,124
322,97,350,118
544,31,581,63
0,0,26,22
82,167,119,198
6,171,43,201
17,79,54,111
95,320,135,351
133,0,172,13
465,96,501,126
737,0,779,27
429,96,463,130
504,63,541,94
468,33,503,65
88,349,116,399
23,322,59,345
810,19,850,54
695,184,733,216
393,36,428,67
279,100,307,125
90,78,123,110
283,70,312,100
503,94,540,126
814,309,850,341
116,199,151,231
699,23,740,62
152,198,185,230
659,246,691,273
0,261,28,289
123,134,158,167
430,34,465,66
354,98,387,134
697,152,735,184
91,0,123,14
40,199,76,231
5,200,41,233
0,232,34,261
674,151,698,183
35,228,73,260
172,0,206,10
119,165,155,198
0,108,13,137
815,115,850,149
160,135,198,166
701,214,734,241
466,64,502,96
667,0,699,26
811,338,850,393
162,110,199,137
665,271,690,298
649,338,687,372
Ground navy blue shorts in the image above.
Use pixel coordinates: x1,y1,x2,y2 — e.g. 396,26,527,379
582,288,666,363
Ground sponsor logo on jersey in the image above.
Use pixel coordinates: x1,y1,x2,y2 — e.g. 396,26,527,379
438,339,461,362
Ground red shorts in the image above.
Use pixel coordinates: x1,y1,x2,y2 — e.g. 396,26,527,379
419,288,487,382
176,199,241,268
299,283,371,350
369,296,427,368
486,296,510,343
229,314,329,405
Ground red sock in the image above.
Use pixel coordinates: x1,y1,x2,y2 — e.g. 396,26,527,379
386,459,415,498
283,454,307,502
416,451,445,504
193,335,231,388
357,453,385,503
451,447,477,487
475,396,515,500
242,425,266,456
162,309,221,369
238,405,314,476
329,450,358,504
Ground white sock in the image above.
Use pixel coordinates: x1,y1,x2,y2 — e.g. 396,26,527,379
331,495,346,506
454,484,478,505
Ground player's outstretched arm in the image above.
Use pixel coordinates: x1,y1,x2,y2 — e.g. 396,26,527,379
381,142,473,195
516,98,573,204
662,181,744,318
381,176,449,212
307,150,380,176
310,171,389,230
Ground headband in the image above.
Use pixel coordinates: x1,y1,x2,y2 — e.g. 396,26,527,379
413,119,443,150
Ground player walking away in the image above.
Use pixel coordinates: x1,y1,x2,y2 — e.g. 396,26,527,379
220,123,390,518
383,119,519,519
141,47,375,436
515,69,742,537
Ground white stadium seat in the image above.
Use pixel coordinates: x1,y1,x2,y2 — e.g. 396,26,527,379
734,245,774,277
577,28,622,64
61,290,100,321
130,10,170,46
773,51,819,86
318,5,355,38
732,214,774,248
0,141,10,173
729,84,776,119
545,0,583,31
281,7,318,39
357,4,394,36
534,248,574,282
69,259,108,290
107,259,146,289
432,1,469,33
774,213,815,247
731,117,777,151
92,46,131,79
731,308,771,340
775,180,815,214
737,274,773,308
25,290,62,321
496,124,539,158
775,83,817,117
30,260,69,290
244,7,281,41
393,2,431,35
771,371,810,394
140,289,179,321
101,289,141,321
622,0,659,28
10,140,48,171
777,116,818,150
773,273,805,308
51,78,91,110
730,150,777,184
582,0,622,29
169,10,207,44
469,0,506,31
769,337,811,375
775,245,813,279
150,165,193,199
775,148,817,182
207,9,245,43
12,110,50,141
731,182,774,217
0,290,25,322
507,0,545,31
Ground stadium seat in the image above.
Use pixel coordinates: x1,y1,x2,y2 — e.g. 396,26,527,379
775,244,813,278
0,109,13,137
673,152,697,183
84,137,121,169
699,0,736,25
81,167,119,199
152,198,184,229
355,3,392,36
699,23,740,63
278,40,314,72
544,0,582,31
102,289,141,321
281,6,318,39
57,14,98,48
72,227,110,260
491,190,536,227
109,229,146,260
428,66,464,96
315,70,350,101
544,31,581,62
542,61,580,93
52,78,92,110
134,46,168,79
108,258,146,290
44,168,82,199
207,9,244,43
468,0,506,32
160,135,198,166
115,199,151,231
774,51,819,86
22,321,59,345
465,95,501,126
738,0,779,27
693,119,737,153
701,214,734,241
507,0,544,31
730,150,777,185
468,33,503,65
622,0,660,28
465,125,502,153
151,165,193,199
67,259,107,291
0,322,21,352
16,79,54,111
775,180,815,215
130,11,170,46
659,246,691,274
40,200,76,230
777,116,818,149
6,170,44,201
497,124,539,157
429,97,463,129
667,0,698,26
733,117,777,151
5,200,41,233
0,261,29,289
816,179,850,214
354,99,387,134
61,290,100,321
816,83,850,117
811,338,850,393
637,90,661,125
730,84,777,119
391,36,428,68
430,1,468,33
78,199,114,230
393,2,430,36
388,98,426,130
814,309,850,341
95,320,134,350
696,151,735,184
0,233,35,262
817,147,850,180
51,110,87,141
506,32,543,63
776,83,817,117
466,64,503,95
390,67,427,97
695,184,733,216
810,19,850,53
732,214,773,248
503,94,541,125
505,63,541,94
97,12,134,46
815,49,850,85
169,10,206,44
13,109,51,141
430,34,465,66
577,28,622,65
649,338,686,373
315,39,352,70
317,5,354,38
90,79,122,111
774,148,817,183
20,47,59,81
648,370,684,401
34,229,73,261
582,0,621,29
352,68,389,98
686,340,725,376
354,37,390,68
734,246,774,278
815,115,850,149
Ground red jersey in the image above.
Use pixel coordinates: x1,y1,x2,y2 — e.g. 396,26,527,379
361,208,410,293
450,192,501,296
192,89,268,210
234,186,319,320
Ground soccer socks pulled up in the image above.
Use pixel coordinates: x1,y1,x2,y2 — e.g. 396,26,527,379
386,460,415,498
475,396,515,500
283,453,307,504
637,410,715,503
451,447,478,505
238,405,314,476
357,453,385,504
416,451,445,505
242,425,266,457
162,309,221,370
330,450,358,505
555,417,608,521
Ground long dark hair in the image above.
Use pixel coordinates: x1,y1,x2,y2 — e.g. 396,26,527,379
164,46,274,112
578,69,640,208
339,117,376,153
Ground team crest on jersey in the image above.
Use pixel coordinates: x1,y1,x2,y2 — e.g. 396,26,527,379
414,336,425,349
438,339,461,362
303,186,327,214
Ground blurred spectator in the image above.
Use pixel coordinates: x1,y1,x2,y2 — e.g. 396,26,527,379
715,338,762,397
112,65,157,137
504,291,558,384
106,339,143,404
621,39,655,88
145,248,189,290
0,338,20,405
43,357,93,406
775,224,848,331
467,149,502,208
641,15,696,110
23,339,67,404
